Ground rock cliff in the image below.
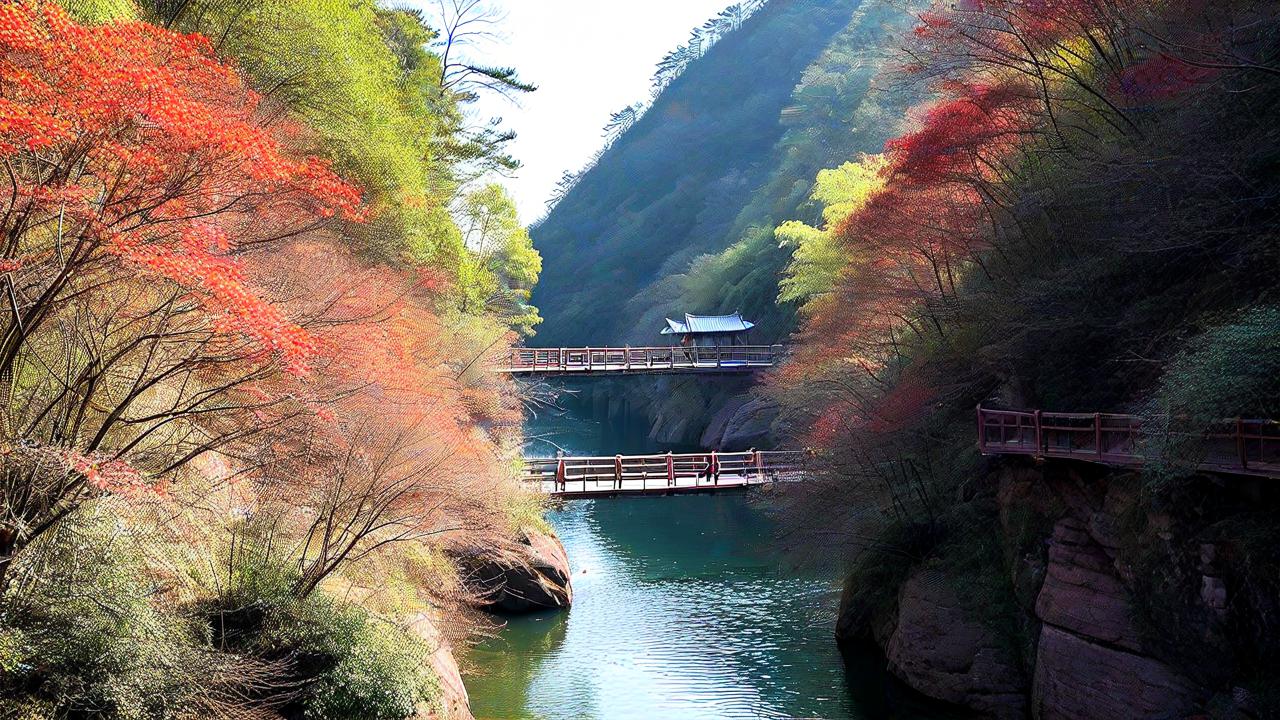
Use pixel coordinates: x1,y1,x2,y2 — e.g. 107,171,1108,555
457,527,573,614
835,460,1275,718
407,612,475,720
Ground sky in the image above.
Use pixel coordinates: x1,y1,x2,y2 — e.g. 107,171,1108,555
403,0,736,223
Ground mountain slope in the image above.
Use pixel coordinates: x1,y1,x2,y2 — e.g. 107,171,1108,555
530,0,875,347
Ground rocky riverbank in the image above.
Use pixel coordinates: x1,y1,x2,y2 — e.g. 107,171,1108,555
430,527,574,719
458,527,574,614
836,460,1276,719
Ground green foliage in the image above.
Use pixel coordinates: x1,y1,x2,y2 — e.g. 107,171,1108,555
0,510,440,720
61,0,138,22
201,537,439,720
272,601,437,720
0,515,212,719
460,184,543,335
777,155,886,303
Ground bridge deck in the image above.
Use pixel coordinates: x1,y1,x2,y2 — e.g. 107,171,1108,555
496,345,782,376
523,450,806,498
978,406,1280,479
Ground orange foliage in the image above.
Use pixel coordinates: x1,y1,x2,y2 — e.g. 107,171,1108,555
0,1,362,376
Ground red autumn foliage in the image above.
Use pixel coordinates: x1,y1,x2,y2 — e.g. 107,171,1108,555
1114,53,1219,102
885,81,1036,185
0,2,362,376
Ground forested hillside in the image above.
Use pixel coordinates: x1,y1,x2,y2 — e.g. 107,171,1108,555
531,0,910,347
0,2,545,717
529,0,918,447
766,0,1280,715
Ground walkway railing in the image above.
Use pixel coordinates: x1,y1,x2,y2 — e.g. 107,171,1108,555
523,449,806,497
977,406,1280,478
495,345,784,375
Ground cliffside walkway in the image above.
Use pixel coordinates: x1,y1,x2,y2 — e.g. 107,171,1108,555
978,406,1280,479
523,449,807,498
495,345,783,376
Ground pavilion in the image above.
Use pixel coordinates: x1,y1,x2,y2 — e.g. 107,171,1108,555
660,312,756,348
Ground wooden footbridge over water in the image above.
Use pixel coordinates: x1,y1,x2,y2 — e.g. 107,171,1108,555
522,449,806,498
496,344,784,376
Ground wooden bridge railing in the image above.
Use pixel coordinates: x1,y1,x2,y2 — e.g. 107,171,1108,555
495,345,784,375
522,449,807,495
977,406,1280,477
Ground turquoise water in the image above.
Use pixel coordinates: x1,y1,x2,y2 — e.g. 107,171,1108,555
464,409,924,719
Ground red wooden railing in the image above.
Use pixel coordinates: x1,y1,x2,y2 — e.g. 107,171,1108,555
522,449,806,497
495,345,784,375
977,406,1280,478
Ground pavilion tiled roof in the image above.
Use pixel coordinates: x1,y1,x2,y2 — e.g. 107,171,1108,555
660,312,755,335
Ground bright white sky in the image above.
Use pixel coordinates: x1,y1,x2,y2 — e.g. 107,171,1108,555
404,0,735,223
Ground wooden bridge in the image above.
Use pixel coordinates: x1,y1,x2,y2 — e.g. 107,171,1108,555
978,406,1280,478
495,345,783,376
523,449,806,498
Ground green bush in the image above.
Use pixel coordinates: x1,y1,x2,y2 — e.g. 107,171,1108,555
0,514,441,720
0,518,212,719
201,546,438,720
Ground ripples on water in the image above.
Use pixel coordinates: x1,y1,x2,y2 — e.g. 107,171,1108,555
466,496,866,720
465,409,942,719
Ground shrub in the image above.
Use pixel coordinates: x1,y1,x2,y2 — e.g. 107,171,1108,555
0,515,217,719
201,547,438,720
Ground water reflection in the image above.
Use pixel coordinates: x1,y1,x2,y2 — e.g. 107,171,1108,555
465,403,946,719
467,496,860,720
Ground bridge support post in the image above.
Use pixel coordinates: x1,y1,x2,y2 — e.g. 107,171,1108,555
666,451,674,487
976,405,985,454
1095,413,1103,460
1034,409,1044,456
556,457,566,493
614,454,623,490
710,450,719,486
1237,417,1248,471
753,449,764,483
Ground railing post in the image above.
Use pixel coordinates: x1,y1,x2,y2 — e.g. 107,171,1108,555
1095,413,1103,460
587,347,593,373
1237,417,1248,470
614,454,623,490
666,451,674,487
976,405,985,454
717,345,723,368
1034,410,1043,456
624,345,631,371
556,456,566,493
710,450,719,485
753,448,764,482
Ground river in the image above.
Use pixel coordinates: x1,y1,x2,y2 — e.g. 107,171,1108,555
464,408,947,719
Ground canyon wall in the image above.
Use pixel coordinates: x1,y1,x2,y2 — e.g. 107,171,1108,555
837,460,1275,719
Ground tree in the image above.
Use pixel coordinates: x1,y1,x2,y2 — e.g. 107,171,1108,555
777,155,888,303
0,2,361,591
431,0,536,101
459,184,542,336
